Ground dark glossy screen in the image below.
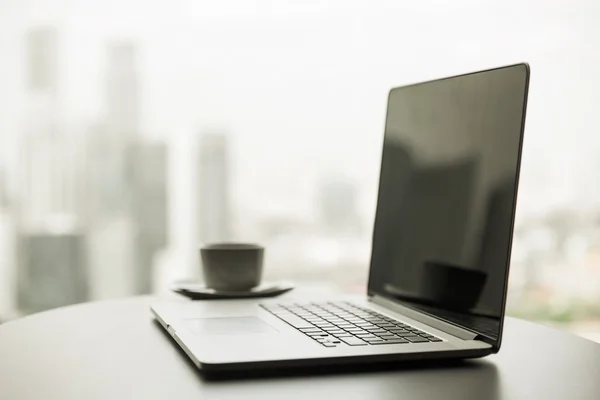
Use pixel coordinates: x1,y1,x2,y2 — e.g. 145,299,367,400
368,65,529,344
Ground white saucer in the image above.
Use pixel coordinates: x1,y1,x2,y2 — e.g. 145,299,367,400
171,280,295,300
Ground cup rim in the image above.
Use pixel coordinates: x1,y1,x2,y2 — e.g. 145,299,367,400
201,242,263,251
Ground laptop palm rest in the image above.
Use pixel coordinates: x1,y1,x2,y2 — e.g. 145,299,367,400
185,317,278,336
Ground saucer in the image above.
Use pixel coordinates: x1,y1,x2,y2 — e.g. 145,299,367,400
171,280,295,300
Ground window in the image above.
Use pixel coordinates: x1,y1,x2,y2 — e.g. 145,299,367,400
0,0,598,342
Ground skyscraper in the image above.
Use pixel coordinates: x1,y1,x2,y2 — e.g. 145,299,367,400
17,27,89,313
128,139,169,293
27,27,58,98
92,41,141,215
197,133,231,244
20,27,72,227
17,228,88,314
106,41,140,142
85,41,165,297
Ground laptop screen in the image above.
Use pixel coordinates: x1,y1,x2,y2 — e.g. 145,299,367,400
367,64,529,346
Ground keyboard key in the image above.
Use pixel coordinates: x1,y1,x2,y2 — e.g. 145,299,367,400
345,320,363,324
420,334,435,338
364,338,385,344
340,337,368,346
333,333,353,338
366,328,387,334
321,343,337,347
378,338,409,344
299,328,324,334
278,315,315,329
347,329,367,335
378,334,398,339
359,324,377,329
315,336,335,342
324,329,346,335
307,332,330,337
355,334,378,340
404,336,429,343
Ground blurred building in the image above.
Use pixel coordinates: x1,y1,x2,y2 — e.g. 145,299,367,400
106,41,140,142
20,27,79,226
197,133,231,243
17,225,88,314
0,178,17,317
27,27,58,98
83,124,139,299
128,140,169,293
19,128,83,228
16,27,90,313
83,123,125,219
84,41,159,297
84,40,142,219
92,41,142,214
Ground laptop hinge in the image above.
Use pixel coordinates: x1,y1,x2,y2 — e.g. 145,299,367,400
370,295,478,341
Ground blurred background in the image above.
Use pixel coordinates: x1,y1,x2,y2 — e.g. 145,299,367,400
1,0,599,342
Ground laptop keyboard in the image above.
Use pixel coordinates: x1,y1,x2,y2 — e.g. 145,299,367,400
260,301,443,348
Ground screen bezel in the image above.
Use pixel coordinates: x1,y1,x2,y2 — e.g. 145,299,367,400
366,63,530,352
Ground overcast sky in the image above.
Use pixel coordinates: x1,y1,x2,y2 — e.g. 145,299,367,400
2,0,600,221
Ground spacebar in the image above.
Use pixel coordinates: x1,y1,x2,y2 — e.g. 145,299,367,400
277,314,314,329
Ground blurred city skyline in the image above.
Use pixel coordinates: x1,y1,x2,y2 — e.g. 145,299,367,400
1,0,600,341
3,1,600,219
0,17,373,315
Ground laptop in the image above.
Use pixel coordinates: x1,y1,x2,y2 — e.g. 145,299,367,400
151,63,530,372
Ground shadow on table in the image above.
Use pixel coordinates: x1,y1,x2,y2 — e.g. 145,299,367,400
152,319,499,384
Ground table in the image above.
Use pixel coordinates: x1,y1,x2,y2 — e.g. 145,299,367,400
1,296,599,400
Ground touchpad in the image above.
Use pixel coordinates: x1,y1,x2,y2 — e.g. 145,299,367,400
185,317,277,336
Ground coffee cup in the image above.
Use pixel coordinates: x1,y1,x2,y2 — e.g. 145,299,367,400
200,243,264,292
